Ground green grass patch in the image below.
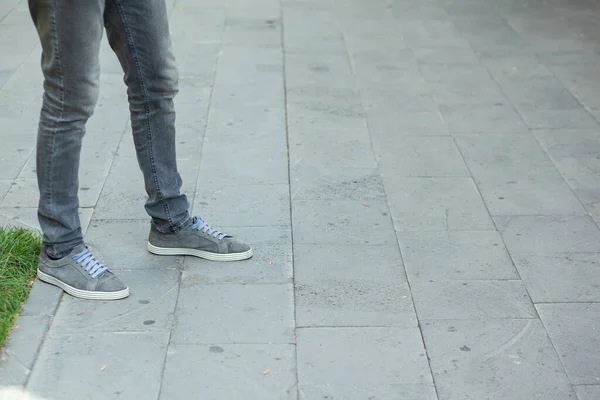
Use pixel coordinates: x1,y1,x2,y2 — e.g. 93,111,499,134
0,226,42,348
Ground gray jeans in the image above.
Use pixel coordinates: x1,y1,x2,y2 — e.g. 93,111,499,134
29,0,191,258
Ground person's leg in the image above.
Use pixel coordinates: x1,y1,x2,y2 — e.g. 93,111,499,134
29,0,103,259
103,0,252,261
103,0,190,234
29,0,129,300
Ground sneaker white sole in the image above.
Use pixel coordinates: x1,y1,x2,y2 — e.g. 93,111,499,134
147,242,253,261
37,270,130,300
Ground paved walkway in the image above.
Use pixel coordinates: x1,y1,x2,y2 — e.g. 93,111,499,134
1,0,600,398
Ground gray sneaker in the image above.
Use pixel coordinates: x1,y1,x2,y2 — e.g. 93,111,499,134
147,216,253,261
37,245,130,300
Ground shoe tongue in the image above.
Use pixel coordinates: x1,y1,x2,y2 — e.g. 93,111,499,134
71,244,88,256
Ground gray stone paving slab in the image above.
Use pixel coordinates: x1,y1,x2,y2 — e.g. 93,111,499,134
172,283,294,344
520,108,600,130
175,102,211,129
400,20,470,48
296,327,432,386
284,54,354,90
291,167,385,201
0,0,20,22
85,155,148,220
552,65,600,121
183,225,292,284
421,319,577,399
286,86,358,105
482,55,556,84
211,79,284,109
19,281,62,317
513,253,600,303
84,102,130,133
294,244,417,327
281,11,346,55
361,88,438,114
476,177,586,216
419,65,507,106
174,76,214,110
0,39,37,78
455,133,568,181
0,119,35,180
286,104,366,139
168,8,225,42
439,103,529,134
415,46,480,65
193,184,290,227
0,206,94,234
49,268,180,333
98,39,125,76
575,385,600,400
213,81,284,110
85,220,182,269
290,132,376,169
0,92,40,122
0,180,11,203
292,200,396,245
172,42,219,83
535,129,600,216
411,280,537,320
17,127,123,208
205,105,284,137
542,51,600,67
198,133,288,186
495,215,600,254
365,109,449,136
502,84,582,112
398,231,519,280
535,129,600,158
349,47,414,70
221,22,282,48
0,178,37,208
93,146,200,220
26,332,169,400
0,71,11,89
537,303,600,385
160,344,297,400
373,136,469,178
427,83,507,108
451,13,523,44
174,79,213,108
286,101,367,133
544,156,600,218
0,315,51,388
354,65,429,94
299,384,438,400
384,178,495,231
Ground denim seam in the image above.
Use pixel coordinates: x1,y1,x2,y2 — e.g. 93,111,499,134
43,1,65,251
113,0,175,230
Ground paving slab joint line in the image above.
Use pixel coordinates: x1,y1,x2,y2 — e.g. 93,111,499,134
279,2,301,398
338,18,440,400
544,58,600,128
530,130,600,231
445,22,588,388
450,134,540,319
21,286,64,391
156,331,172,400
536,312,583,390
